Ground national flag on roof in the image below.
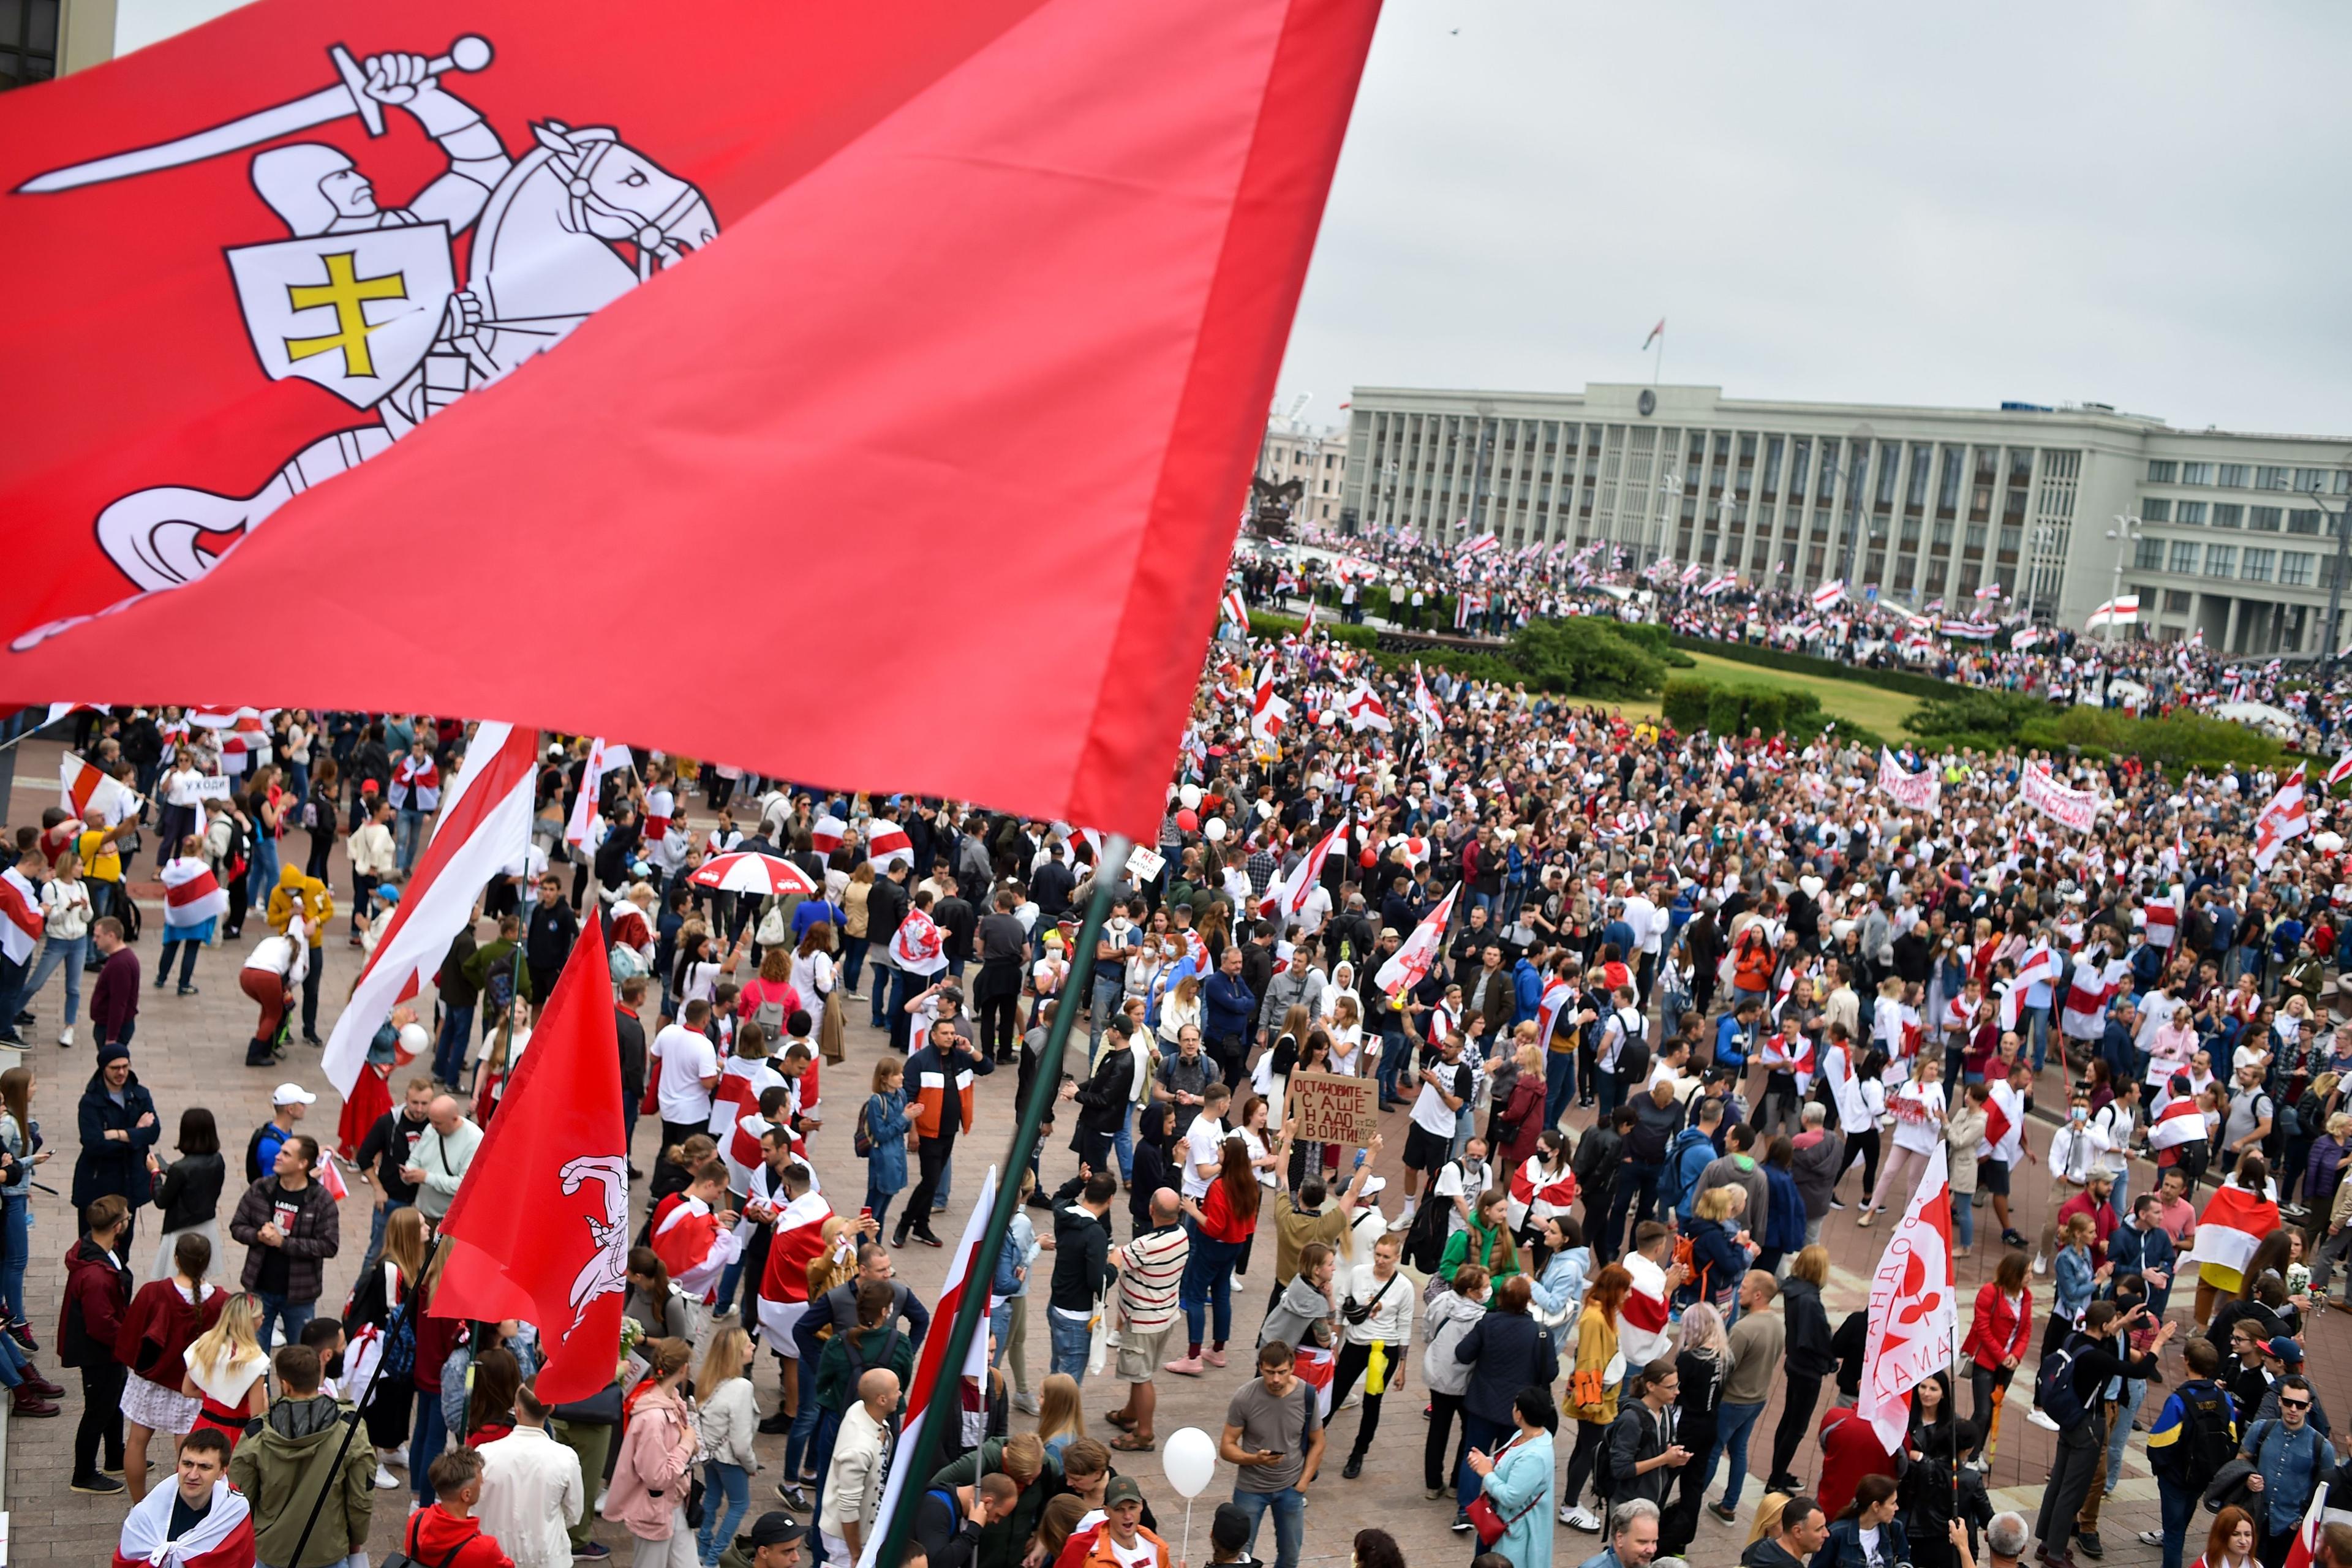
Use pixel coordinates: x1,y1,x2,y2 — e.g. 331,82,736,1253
1641,318,1664,350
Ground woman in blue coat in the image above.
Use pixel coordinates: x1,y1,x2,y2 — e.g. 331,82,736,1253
1817,1474,1912,1568
858,1058,913,1243
1758,1137,1809,1275
70,1045,159,1254
1464,1385,1556,1568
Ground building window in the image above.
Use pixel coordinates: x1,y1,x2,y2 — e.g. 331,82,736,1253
1817,440,1840,503
1788,438,1810,496
1999,525,2022,556
2212,503,2243,529
2141,499,2172,522
2009,448,2034,483
2166,590,2193,612
2297,467,2329,493
1933,519,1954,548
2218,464,2250,488
1877,444,1901,507
2135,538,2165,571
2180,462,2215,486
1966,522,1987,552
2204,545,2236,577
1762,437,1784,494
2176,501,2208,525
2147,460,2177,483
2290,508,2324,535
2257,466,2291,490
1907,444,1932,508
0,0,58,91
1938,447,1964,512
2283,552,2316,587
2242,548,2275,582
2169,540,2201,574
2251,505,2283,532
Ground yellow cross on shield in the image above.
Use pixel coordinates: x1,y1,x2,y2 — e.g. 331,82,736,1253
227,224,455,409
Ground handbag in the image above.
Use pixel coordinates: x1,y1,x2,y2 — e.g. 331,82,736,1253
1341,1272,1398,1327
756,903,789,948
1466,1433,1539,1547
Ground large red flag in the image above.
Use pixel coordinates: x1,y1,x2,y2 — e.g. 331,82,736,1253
428,916,624,1404
0,0,1377,839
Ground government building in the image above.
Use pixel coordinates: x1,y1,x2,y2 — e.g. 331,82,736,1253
1335,383,2352,655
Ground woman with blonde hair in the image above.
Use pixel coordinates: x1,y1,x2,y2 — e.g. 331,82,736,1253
695,1327,760,1566
1156,972,1203,1050
1559,1262,1631,1532
1660,1301,1730,1555
179,1291,268,1452
1034,1370,1086,1463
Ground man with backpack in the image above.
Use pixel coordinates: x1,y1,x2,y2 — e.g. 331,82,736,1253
2237,1371,2352,1567
2143,1337,2239,1568
2034,1299,2175,1568
1664,1098,1722,1230
1605,1357,1690,1509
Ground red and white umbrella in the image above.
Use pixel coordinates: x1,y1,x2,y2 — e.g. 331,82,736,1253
690,852,821,897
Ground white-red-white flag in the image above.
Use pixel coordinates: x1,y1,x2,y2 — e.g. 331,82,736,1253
2148,1095,2207,1152
1221,587,1250,628
1343,680,1392,733
1411,662,1442,730
2329,750,2352,790
1857,1142,1956,1451
323,723,536,1096
2254,765,2310,871
112,1477,254,1568
1374,883,1457,1002
1811,579,1846,611
160,856,229,931
889,903,948,975
858,1166,998,1568
564,736,625,851
1257,815,1346,925
60,751,138,823
0,866,41,966
865,817,913,872
810,813,848,856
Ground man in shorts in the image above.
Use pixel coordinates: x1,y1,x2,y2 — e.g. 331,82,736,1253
1108,1188,1189,1446
1397,1030,1474,1232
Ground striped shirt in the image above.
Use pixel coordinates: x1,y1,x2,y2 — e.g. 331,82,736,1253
1116,1224,1190,1333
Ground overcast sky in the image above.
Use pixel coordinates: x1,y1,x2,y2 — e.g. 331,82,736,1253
1273,1,2352,439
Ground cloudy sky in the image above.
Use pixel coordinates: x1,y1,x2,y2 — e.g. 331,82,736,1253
1274,2,2352,439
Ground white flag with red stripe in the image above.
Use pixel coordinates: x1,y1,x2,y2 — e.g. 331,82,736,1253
1343,680,1392,733
756,1189,837,1327
2328,750,2352,790
889,904,949,975
858,1166,998,1568
1411,662,1443,730
1257,815,1347,925
2179,1184,2281,1276
564,736,627,850
2145,891,2180,949
0,865,41,966
2060,954,2129,1041
1858,1144,1956,1452
1373,883,1457,1003
2149,1094,2208,1152
60,751,138,823
1221,587,1250,628
2254,765,2310,871
112,1478,254,1568
317,1150,350,1204
865,817,914,873
160,856,229,930
810,813,848,856
1505,1151,1577,1232
322,723,537,1096
2000,942,2063,1033
652,1195,741,1303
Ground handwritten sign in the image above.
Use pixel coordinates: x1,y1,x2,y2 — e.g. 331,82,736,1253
2020,763,2099,833
1126,845,1166,883
1286,1069,1379,1147
189,775,234,801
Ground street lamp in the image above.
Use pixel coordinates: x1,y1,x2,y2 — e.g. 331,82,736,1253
2019,522,2062,624
2103,514,2143,646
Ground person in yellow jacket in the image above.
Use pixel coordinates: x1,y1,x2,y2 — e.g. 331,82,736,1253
1559,1261,1630,1531
266,864,336,1046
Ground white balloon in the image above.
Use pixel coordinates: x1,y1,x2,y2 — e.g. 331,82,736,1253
1204,817,1229,842
1161,1427,1218,1499
1178,784,1204,811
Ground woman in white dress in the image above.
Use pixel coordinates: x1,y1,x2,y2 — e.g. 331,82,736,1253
1861,1052,1948,1224
788,923,839,1040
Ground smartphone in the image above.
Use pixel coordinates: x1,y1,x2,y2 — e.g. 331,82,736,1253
859,1206,873,1222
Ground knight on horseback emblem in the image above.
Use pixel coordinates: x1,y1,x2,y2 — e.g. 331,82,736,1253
15,35,717,594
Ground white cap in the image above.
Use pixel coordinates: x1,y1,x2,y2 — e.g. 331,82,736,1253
273,1082,318,1107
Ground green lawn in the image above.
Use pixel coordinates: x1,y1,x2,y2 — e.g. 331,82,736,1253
1679,650,1922,736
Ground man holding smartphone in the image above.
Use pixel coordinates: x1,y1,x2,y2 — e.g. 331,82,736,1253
1219,1340,1325,1568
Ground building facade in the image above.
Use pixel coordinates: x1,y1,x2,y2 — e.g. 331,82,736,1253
1258,417,1346,528
1338,383,2352,654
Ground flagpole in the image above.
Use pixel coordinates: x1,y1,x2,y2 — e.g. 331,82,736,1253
869,835,1131,1568
285,1234,443,1567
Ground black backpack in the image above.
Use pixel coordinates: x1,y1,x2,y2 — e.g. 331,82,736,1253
2171,1380,2239,1485
1403,1176,1453,1274
2034,1333,2090,1428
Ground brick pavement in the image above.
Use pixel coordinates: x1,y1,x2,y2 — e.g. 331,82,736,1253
0,730,2338,1567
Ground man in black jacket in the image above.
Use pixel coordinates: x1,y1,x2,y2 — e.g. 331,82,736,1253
353,1075,432,1270
524,875,579,1006
2035,1301,2174,1567
1047,1170,1117,1380
1068,1016,1138,1172
616,975,649,1171
1031,842,1076,926
864,863,913,1031
1609,1357,1691,1510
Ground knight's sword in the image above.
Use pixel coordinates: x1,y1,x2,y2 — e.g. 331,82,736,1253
13,34,492,195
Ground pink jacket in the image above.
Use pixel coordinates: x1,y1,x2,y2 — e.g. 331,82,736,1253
602,1385,699,1539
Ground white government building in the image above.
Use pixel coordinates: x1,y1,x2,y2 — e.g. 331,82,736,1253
1333,383,2352,656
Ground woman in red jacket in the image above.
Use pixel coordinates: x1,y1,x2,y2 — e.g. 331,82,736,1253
1960,1250,2033,1438
115,1230,225,1504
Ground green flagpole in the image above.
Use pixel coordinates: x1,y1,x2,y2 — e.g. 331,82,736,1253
867,832,1133,1567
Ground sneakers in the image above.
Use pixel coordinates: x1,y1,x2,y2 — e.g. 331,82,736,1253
374,1464,401,1490
2032,1253,2048,1276
1709,1502,1738,1525
2139,1532,2165,1548
1562,1506,1602,1531
573,1543,612,1561
2027,1409,2062,1431
1427,1485,1447,1501
1338,1392,1361,1411
1452,1515,1475,1534
1828,1198,1847,1211
2075,1530,2105,1559
70,1473,126,1494
1201,1348,1227,1369
56,1026,71,1048
1386,1210,1413,1233
2002,1230,2029,1250
9,1321,37,1353
1014,1393,1041,1415
1163,1355,1205,1377
777,1483,809,1511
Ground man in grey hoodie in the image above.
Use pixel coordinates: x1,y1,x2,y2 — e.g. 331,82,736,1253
1788,1103,1845,1247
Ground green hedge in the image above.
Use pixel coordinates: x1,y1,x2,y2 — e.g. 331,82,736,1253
1246,610,1668,699
1903,689,2285,769
1662,674,1850,745
1667,634,1953,700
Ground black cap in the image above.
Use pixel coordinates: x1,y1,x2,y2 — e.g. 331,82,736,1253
746,1511,802,1547
1212,1502,1253,1552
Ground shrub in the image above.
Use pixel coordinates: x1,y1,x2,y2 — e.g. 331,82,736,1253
1668,635,1951,700
1662,676,1714,733
1507,617,1669,700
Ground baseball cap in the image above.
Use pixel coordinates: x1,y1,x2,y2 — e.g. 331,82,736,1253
273,1083,318,1108
1103,1476,1145,1509
2268,1336,2305,1364
745,1511,802,1547
1211,1502,1252,1552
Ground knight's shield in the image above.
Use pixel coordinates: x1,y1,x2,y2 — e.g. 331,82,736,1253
227,224,455,409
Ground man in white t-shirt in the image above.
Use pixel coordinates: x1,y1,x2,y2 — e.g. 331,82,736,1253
1621,878,1661,1001
1178,1082,1234,1202
653,997,723,1153
1396,1033,1475,1228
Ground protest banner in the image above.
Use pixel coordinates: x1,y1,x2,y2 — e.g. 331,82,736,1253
1286,1069,1379,1147
2021,763,2099,832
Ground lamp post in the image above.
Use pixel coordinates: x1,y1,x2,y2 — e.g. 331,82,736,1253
2316,462,2352,680
2103,514,2143,646
1836,421,1875,589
